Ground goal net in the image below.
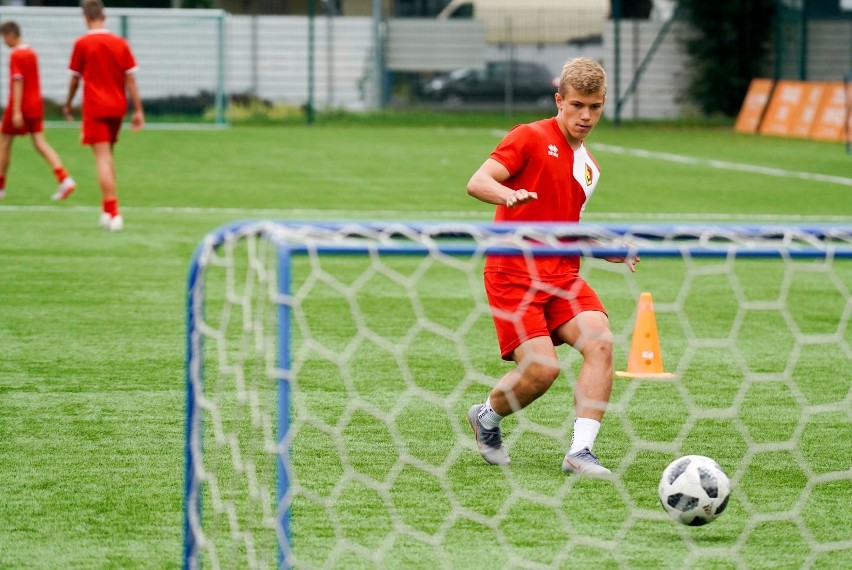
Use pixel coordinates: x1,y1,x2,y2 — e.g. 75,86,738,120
184,221,852,569
0,7,227,127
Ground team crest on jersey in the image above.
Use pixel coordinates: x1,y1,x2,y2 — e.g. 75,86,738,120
584,163,593,186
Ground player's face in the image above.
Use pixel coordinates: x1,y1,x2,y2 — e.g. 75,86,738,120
555,86,605,146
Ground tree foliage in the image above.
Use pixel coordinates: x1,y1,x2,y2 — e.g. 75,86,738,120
680,0,775,116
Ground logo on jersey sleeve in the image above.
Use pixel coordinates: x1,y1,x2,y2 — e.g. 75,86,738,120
547,144,559,158
584,163,593,186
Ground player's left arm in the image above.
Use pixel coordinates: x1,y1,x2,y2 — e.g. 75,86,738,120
598,243,640,272
123,43,144,131
125,72,144,131
610,251,640,272
581,149,637,270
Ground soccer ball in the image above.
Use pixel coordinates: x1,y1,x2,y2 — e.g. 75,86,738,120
658,455,731,526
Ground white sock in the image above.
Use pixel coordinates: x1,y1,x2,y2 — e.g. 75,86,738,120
569,417,601,454
477,397,503,430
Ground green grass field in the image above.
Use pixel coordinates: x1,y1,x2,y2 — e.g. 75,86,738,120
1,115,851,569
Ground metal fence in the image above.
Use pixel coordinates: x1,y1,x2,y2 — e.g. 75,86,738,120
0,6,227,125
1,3,847,122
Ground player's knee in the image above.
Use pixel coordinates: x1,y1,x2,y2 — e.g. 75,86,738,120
523,360,561,389
580,333,613,362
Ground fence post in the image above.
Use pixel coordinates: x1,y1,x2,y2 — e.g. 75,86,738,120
371,0,385,109
307,0,316,124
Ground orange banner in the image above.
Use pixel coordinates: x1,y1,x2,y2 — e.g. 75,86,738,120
734,78,774,134
789,82,826,138
759,80,808,137
809,82,850,142
745,79,852,143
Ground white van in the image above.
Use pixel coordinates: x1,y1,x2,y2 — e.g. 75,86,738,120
437,0,609,44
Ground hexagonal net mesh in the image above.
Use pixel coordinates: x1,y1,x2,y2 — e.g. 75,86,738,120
183,221,852,569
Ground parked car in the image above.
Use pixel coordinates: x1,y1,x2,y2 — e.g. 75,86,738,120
420,60,557,107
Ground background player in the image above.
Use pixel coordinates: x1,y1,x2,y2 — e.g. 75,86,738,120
63,0,144,232
466,57,638,476
0,21,75,201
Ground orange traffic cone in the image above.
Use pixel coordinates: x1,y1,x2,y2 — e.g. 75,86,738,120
615,292,676,379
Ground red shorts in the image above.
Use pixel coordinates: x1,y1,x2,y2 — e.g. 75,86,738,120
1,112,42,135
484,269,606,360
81,116,122,145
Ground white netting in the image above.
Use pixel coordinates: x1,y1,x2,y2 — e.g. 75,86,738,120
184,221,852,569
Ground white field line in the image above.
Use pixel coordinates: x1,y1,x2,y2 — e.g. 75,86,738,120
591,143,852,187
0,204,485,219
2,141,851,222
3,204,852,223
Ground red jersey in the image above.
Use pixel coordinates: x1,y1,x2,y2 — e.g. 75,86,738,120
8,44,43,119
485,117,601,278
68,29,138,119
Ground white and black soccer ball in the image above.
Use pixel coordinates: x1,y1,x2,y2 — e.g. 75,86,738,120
658,455,731,526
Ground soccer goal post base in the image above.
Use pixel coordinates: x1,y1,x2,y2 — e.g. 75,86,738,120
184,221,852,569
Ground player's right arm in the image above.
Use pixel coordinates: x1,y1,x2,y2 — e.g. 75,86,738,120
64,40,83,121
63,74,80,121
10,77,23,128
467,158,537,208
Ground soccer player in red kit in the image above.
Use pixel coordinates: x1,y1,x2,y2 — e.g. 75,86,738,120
0,21,75,201
466,57,638,476
63,0,144,232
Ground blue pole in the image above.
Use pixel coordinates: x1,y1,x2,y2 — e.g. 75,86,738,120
276,244,293,567
183,248,205,570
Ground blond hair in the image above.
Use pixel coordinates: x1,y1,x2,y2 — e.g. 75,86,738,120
558,57,607,97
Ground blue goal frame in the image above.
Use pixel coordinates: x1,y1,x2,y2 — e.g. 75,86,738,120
182,220,852,569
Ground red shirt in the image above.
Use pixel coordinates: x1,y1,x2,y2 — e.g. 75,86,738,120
68,29,137,119
8,44,43,119
485,117,601,277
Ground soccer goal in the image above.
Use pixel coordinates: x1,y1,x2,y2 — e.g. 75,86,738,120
0,6,227,127
184,221,852,569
